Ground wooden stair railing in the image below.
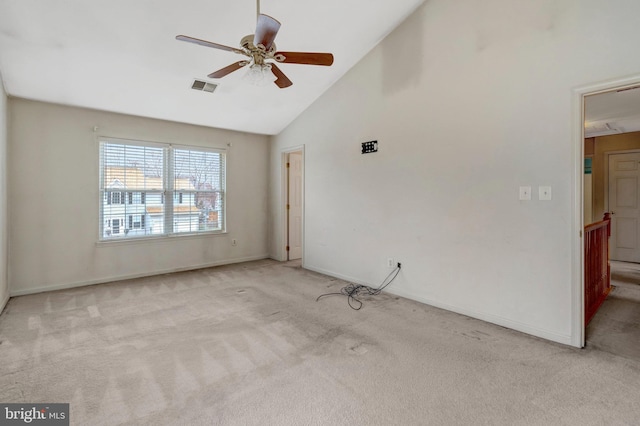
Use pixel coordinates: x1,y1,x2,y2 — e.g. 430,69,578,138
584,212,612,326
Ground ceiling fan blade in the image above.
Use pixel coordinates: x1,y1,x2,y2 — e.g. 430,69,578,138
270,63,293,88
208,61,248,79
176,35,245,55
274,52,334,66
254,14,281,51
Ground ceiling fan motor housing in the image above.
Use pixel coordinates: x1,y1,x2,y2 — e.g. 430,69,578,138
241,35,276,54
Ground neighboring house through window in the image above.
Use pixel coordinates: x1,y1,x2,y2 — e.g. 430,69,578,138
99,138,226,240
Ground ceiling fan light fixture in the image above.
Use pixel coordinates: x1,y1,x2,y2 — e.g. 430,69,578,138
243,63,276,86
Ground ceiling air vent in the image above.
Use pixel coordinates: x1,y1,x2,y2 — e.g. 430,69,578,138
587,123,613,133
585,122,622,137
191,79,217,93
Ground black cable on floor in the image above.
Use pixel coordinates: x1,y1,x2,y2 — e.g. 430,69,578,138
316,263,401,310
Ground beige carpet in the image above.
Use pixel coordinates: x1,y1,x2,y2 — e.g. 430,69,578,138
1,259,639,425
586,261,640,360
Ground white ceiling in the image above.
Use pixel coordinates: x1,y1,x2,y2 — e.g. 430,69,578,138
0,0,425,135
585,86,640,138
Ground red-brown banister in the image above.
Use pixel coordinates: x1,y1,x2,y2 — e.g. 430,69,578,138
584,212,612,326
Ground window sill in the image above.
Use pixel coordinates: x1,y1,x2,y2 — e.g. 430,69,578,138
96,231,228,247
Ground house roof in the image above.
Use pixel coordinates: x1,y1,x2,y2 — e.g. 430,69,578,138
146,206,195,215
105,167,194,190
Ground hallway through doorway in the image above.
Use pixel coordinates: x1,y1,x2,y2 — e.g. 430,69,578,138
586,261,640,359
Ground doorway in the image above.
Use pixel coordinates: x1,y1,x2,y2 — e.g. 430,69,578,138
282,147,304,262
578,76,640,347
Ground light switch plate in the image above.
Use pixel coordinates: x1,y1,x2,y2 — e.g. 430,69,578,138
519,186,531,201
539,186,552,200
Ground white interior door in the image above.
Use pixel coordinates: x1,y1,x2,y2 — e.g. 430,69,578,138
609,152,640,262
287,151,303,260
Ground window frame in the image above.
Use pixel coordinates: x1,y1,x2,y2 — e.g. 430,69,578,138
98,137,226,242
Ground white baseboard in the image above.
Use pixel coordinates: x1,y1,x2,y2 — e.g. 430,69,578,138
384,287,574,347
304,264,575,347
10,254,270,297
304,264,376,288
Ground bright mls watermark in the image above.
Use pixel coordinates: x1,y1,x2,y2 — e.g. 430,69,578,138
0,404,68,425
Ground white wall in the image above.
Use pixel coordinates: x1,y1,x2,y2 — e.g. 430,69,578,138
270,0,640,346
9,99,269,295
0,72,8,312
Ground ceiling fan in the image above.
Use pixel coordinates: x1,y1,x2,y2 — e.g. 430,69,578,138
176,2,334,88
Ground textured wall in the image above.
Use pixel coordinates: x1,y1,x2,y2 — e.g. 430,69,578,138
270,0,640,346
0,73,7,311
9,99,270,294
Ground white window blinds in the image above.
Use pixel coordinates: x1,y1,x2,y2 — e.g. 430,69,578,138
172,147,226,234
99,138,226,240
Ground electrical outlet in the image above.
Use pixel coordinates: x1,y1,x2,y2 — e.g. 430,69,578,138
387,258,394,268
519,186,531,201
231,239,237,246
539,186,552,200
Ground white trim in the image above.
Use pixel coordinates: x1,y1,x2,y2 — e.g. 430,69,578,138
305,264,573,346
100,136,167,150
165,145,175,233
280,145,305,265
0,293,9,315
1,69,8,315
385,287,573,346
0,68,8,97
99,136,228,153
9,254,270,297
95,230,229,246
571,84,585,348
98,139,226,241
572,74,640,348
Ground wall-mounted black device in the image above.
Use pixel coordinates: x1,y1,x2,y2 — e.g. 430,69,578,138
361,140,378,154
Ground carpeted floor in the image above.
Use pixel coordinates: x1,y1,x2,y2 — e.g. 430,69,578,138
586,261,640,360
1,259,640,425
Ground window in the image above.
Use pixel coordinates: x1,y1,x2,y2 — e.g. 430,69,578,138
129,214,143,229
99,138,226,240
129,191,143,205
110,191,123,205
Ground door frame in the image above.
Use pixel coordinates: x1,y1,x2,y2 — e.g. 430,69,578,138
572,74,640,347
280,145,305,263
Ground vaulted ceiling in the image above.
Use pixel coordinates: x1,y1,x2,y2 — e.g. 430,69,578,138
0,0,425,135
